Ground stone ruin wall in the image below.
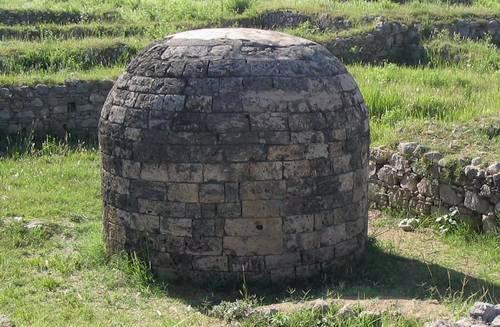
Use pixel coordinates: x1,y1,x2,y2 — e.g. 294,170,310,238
369,143,500,232
0,80,113,140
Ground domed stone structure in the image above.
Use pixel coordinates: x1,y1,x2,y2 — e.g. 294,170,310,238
99,28,369,282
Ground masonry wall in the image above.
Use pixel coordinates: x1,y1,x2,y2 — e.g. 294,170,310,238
369,143,500,231
428,19,500,44
0,80,113,140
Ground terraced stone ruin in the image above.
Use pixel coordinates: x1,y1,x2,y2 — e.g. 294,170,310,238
99,28,370,282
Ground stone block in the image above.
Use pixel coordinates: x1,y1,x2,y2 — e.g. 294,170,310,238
229,256,265,272
296,264,321,279
284,214,314,233
242,200,283,217
288,113,326,131
186,236,222,255
464,191,491,213
439,184,463,206
193,219,224,237
224,182,240,202
240,180,286,200
314,211,335,229
193,256,228,271
204,163,249,182
224,218,282,236
199,183,225,203
338,172,354,192
138,199,185,217
306,144,329,159
285,231,320,250
128,213,160,232
265,253,301,269
160,218,192,236
337,73,358,91
249,162,283,180
224,235,283,256
122,160,141,179
291,131,326,144
268,145,306,160
217,202,242,217
249,112,288,131
224,144,266,162
185,95,212,112
320,224,347,246
270,267,296,283
206,113,249,132
168,163,203,182
167,183,199,203
284,160,311,178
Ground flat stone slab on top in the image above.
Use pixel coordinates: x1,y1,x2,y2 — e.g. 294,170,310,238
169,28,315,46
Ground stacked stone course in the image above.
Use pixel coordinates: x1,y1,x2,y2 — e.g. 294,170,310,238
0,80,112,140
99,28,370,282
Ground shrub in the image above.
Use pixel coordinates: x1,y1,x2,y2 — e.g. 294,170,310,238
225,0,252,14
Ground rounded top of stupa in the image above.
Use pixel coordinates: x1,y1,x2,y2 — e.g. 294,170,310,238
100,28,369,283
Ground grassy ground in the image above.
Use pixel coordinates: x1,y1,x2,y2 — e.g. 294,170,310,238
0,143,498,326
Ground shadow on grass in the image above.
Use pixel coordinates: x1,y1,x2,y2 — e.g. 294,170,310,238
163,237,499,308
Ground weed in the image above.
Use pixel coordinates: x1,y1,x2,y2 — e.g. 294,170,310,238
209,297,258,321
225,0,253,14
0,220,54,248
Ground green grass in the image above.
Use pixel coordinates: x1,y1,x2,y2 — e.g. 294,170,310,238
425,32,500,71
0,66,123,86
242,305,421,327
0,23,146,41
348,64,500,162
0,37,146,73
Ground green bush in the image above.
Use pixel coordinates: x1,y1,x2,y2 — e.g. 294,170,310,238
225,0,253,14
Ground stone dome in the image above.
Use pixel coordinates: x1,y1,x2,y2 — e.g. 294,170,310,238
99,28,370,283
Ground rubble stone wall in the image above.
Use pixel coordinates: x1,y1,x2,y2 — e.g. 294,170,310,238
369,143,500,231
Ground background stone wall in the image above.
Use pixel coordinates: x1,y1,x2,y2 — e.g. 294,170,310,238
0,80,113,140
426,19,500,44
369,143,500,231
0,8,118,25
327,21,424,64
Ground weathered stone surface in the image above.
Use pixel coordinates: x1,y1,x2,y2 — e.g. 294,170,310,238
439,184,463,206
0,315,14,327
100,28,369,283
369,143,498,228
377,165,397,185
398,142,418,155
482,213,498,234
470,302,496,322
427,301,500,327
464,191,490,214
486,162,500,176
